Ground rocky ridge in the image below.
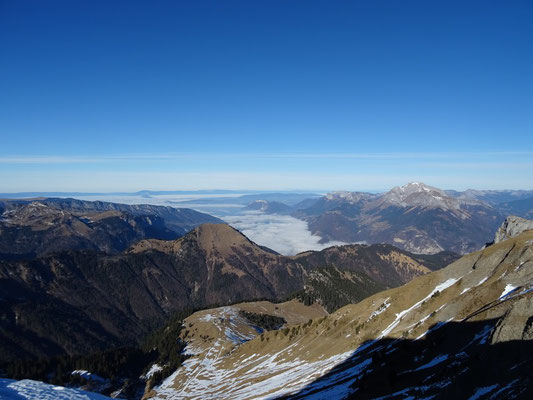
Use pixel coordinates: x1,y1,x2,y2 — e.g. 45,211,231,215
149,229,533,399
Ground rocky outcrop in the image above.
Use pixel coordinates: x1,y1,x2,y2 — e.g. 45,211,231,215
245,200,292,214
491,296,533,343
494,215,533,243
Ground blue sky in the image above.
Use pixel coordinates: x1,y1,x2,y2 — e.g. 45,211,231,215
1,1,532,191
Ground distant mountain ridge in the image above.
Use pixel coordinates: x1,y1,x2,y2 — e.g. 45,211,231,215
294,182,505,254
445,188,533,205
245,200,293,214
27,197,223,234
498,196,533,219
0,198,222,258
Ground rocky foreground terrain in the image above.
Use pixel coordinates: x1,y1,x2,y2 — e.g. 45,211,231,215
146,222,533,399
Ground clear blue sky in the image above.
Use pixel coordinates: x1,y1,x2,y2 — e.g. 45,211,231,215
1,0,532,191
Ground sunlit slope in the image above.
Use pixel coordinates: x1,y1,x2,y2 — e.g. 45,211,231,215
149,230,533,399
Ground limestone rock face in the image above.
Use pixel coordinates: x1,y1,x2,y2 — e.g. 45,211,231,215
494,215,533,243
491,296,533,343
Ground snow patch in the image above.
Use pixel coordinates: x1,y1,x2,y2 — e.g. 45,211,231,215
416,319,454,340
476,277,488,286
380,279,458,338
71,370,106,383
468,384,499,400
367,298,391,322
0,378,111,400
142,364,163,380
499,284,518,299
414,354,449,371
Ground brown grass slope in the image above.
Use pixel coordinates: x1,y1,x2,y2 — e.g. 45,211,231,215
152,230,533,399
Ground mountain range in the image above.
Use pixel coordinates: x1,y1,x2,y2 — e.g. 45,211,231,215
292,182,528,255
0,198,222,259
146,217,533,399
1,192,533,399
0,221,454,364
233,183,533,255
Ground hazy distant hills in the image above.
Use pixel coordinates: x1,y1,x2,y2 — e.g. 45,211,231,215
0,223,453,362
173,192,321,207
245,200,293,214
293,182,514,254
499,196,533,219
0,198,222,258
445,188,533,205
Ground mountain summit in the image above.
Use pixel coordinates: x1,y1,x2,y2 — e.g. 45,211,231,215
129,223,255,256
381,182,463,211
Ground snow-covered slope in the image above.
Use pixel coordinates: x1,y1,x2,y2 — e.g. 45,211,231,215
146,300,327,400
0,378,111,400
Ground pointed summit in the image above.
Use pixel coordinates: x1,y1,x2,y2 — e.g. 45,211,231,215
192,223,253,251
129,223,267,258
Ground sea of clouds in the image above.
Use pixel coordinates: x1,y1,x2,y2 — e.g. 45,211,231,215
74,193,346,255
224,211,347,255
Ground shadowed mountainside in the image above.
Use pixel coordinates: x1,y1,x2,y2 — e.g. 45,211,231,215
0,223,450,362
284,319,533,399
0,198,222,258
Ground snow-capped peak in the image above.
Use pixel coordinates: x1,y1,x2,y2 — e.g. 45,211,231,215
383,182,461,210
325,191,376,204
397,182,440,193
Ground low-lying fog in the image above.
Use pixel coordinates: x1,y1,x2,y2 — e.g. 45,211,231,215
74,193,345,255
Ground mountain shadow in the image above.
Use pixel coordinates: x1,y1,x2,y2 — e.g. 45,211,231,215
281,319,533,399
0,223,453,362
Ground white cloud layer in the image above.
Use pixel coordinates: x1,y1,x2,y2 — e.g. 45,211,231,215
48,193,348,255
224,211,347,256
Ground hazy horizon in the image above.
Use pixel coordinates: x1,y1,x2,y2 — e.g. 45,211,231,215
2,177,533,197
